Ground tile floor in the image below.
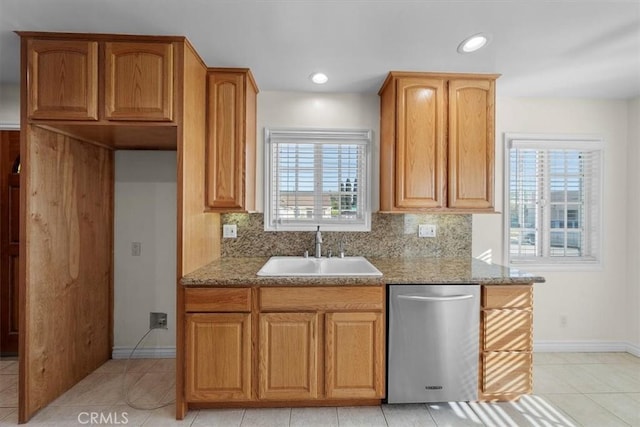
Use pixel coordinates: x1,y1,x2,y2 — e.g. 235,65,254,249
0,352,638,426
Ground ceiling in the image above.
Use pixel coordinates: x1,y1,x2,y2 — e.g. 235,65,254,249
1,0,639,98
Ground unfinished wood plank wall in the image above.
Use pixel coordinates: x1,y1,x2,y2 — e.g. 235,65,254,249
20,125,113,420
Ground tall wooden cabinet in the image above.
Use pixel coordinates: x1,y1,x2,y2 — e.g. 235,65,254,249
379,72,498,212
205,68,258,212
18,31,218,423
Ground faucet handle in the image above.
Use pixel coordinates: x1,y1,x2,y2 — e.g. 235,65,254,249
303,250,309,258
338,239,345,258
327,249,332,258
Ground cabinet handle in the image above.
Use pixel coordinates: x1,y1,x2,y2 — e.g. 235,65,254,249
397,294,473,302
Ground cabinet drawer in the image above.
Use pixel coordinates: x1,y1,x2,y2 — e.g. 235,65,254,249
482,286,532,309
260,287,383,311
483,309,532,351
185,288,251,312
482,352,532,395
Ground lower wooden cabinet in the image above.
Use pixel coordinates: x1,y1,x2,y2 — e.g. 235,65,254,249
183,285,533,405
185,313,252,401
480,285,533,399
259,312,319,400
325,312,384,399
184,286,385,405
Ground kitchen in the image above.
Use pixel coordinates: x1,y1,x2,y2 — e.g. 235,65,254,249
0,1,639,426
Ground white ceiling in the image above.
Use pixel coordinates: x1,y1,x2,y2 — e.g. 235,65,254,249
1,0,639,98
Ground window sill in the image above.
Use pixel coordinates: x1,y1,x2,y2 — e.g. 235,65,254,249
508,262,602,273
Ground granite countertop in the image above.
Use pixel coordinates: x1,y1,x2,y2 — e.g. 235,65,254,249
180,257,545,287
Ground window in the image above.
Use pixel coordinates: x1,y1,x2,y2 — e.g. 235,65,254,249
264,128,372,231
504,134,603,267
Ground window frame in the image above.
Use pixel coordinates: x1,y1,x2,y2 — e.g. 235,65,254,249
503,133,604,271
264,128,372,232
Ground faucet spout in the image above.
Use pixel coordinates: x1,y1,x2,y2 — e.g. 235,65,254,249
315,226,322,258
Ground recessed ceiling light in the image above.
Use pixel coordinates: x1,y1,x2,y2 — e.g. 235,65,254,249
457,33,490,54
310,72,328,84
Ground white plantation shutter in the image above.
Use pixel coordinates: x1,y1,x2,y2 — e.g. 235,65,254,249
265,129,371,231
506,135,603,266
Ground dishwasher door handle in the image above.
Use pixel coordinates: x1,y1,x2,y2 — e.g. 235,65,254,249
397,294,474,302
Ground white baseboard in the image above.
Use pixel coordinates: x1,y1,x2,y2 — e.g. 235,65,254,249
0,122,20,130
534,340,639,356
626,342,640,357
112,347,176,359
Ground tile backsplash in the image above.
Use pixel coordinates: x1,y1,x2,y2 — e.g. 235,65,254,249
221,213,471,258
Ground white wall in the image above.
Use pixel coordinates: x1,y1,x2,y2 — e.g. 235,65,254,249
3,84,637,353
0,83,20,127
256,91,380,212
473,97,631,351
113,151,177,356
626,97,640,351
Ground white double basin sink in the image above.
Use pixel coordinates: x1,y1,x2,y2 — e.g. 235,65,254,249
257,256,382,277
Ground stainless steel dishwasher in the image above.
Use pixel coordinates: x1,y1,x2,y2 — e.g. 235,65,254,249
387,284,479,403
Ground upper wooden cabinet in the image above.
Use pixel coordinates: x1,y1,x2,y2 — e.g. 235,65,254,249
23,35,177,124
104,42,174,121
205,68,258,212
379,72,498,213
26,39,99,120
448,79,495,210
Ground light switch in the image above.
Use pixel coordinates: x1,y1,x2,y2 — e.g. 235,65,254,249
131,242,142,256
223,224,237,238
418,224,436,238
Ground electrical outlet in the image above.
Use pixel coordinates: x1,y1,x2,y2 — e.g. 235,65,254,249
131,242,141,256
223,224,237,238
418,224,437,238
150,312,168,330
560,314,568,327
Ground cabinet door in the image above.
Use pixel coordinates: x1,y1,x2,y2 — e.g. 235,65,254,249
206,72,245,210
259,313,318,400
27,39,98,120
325,312,384,399
104,42,173,121
448,79,495,210
185,313,251,401
395,77,446,209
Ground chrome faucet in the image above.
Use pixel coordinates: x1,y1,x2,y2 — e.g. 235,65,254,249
315,226,322,258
